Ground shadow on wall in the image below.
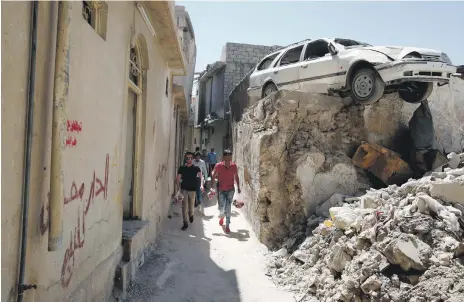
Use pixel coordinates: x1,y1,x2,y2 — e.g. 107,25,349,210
124,196,241,302
229,69,254,124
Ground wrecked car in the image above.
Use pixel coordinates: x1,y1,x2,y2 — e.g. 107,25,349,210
248,38,457,104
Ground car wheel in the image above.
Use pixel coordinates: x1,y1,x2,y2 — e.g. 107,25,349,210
398,82,433,104
263,82,278,98
350,68,385,105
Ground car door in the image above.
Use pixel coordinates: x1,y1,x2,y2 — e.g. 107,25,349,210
298,40,340,94
273,45,305,91
249,52,280,89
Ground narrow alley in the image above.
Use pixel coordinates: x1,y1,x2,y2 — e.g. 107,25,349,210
123,196,294,302
2,1,464,302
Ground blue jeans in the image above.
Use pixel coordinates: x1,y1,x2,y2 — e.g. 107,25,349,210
195,179,202,207
218,190,234,226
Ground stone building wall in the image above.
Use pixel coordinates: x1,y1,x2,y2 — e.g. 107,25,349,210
221,43,281,112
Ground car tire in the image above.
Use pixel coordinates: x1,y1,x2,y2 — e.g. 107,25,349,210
263,82,278,98
398,82,433,104
350,68,385,105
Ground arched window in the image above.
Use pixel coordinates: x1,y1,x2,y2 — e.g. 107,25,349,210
129,47,142,87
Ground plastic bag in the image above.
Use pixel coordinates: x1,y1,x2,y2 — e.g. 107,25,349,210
233,191,245,208
329,207,360,230
207,189,216,200
175,190,184,203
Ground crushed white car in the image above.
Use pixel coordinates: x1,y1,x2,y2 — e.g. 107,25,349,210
248,38,456,104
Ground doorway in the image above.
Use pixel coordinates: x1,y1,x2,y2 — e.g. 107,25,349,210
123,46,143,219
123,90,137,218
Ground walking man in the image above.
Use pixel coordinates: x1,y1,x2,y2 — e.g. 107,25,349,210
177,152,204,230
210,149,240,234
207,148,218,176
193,152,208,209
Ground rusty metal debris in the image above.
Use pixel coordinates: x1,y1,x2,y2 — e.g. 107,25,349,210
352,141,414,186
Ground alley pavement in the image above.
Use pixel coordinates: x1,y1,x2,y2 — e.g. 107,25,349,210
123,195,294,302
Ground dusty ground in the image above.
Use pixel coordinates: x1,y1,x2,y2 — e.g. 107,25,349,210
124,194,294,302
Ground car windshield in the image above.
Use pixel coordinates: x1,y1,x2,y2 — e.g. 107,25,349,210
334,38,372,48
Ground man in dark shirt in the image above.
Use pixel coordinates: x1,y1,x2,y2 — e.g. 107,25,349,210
177,152,204,230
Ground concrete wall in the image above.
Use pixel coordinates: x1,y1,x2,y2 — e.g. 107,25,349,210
428,76,464,153
206,121,228,158
221,43,281,112
173,5,196,111
1,2,183,301
229,69,254,123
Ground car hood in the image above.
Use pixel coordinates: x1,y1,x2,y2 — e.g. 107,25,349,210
360,46,442,60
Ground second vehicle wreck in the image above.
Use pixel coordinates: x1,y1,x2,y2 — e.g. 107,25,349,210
247,38,457,105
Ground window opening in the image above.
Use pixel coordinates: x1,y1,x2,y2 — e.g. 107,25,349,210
165,77,170,97
334,38,371,48
257,53,278,71
280,46,304,66
129,47,141,86
82,1,108,40
304,41,330,60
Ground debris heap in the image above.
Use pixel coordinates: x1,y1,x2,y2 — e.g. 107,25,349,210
234,90,419,249
267,166,464,302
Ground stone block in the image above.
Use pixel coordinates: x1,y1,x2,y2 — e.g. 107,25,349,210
430,182,464,205
122,220,149,263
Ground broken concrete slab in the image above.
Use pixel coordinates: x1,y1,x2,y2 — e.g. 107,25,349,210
430,182,464,205
377,234,431,271
315,193,350,217
234,90,418,248
267,167,464,301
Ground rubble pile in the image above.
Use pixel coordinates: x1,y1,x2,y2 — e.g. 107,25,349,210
267,166,464,302
234,90,421,249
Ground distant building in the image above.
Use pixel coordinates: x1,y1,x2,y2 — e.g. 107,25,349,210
193,43,280,156
173,5,197,169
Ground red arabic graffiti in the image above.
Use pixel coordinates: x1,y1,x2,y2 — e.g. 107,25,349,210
64,182,85,205
67,120,82,133
60,153,109,287
65,136,78,147
61,206,85,287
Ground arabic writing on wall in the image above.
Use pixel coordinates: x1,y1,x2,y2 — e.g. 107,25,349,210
67,120,82,133
60,153,110,287
65,120,82,147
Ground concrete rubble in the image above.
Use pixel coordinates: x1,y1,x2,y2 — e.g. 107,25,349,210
234,90,423,249
266,166,464,302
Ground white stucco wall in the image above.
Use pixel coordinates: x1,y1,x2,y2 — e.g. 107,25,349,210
1,2,183,302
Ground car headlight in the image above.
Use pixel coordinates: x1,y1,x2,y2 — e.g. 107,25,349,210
441,52,452,64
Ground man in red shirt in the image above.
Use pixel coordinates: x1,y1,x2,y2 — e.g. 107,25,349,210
210,149,241,233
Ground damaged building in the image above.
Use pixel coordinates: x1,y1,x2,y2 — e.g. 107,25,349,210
192,42,280,154
228,53,464,298
230,68,464,249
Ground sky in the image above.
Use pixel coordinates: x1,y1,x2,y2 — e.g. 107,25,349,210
178,1,464,72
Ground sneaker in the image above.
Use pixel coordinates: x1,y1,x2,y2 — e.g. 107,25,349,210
219,217,224,226
181,222,188,231
225,226,230,234
189,215,194,223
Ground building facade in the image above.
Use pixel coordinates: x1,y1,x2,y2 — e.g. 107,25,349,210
173,5,196,161
1,1,194,301
193,43,280,156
